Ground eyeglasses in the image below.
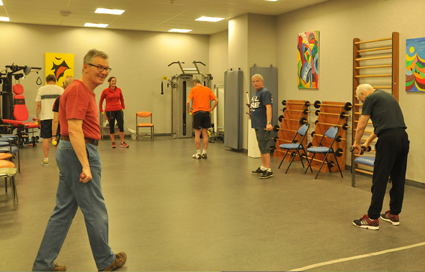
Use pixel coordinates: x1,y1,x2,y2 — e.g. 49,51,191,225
87,63,112,73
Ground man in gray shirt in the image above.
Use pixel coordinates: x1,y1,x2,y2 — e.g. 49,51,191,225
352,84,409,230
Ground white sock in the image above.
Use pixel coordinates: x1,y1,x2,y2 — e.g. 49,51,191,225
260,166,267,171
202,149,207,154
44,158,48,162
196,150,201,155
267,168,272,172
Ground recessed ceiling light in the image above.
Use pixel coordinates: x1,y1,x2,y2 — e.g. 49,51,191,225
0,17,10,22
169,29,192,33
266,0,278,1
84,23,108,28
195,16,224,22
95,8,125,15
0,0,3,6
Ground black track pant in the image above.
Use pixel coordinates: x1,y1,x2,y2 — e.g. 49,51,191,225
368,128,409,219
106,110,124,134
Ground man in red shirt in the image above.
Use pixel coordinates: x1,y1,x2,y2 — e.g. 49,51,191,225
32,49,127,271
186,78,218,159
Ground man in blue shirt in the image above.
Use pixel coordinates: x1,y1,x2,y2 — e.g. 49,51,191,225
250,74,273,179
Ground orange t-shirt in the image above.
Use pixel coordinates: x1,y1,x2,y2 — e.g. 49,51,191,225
188,85,216,113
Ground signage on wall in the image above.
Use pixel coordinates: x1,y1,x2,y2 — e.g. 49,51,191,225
45,53,74,87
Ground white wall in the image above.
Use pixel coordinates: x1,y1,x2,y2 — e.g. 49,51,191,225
0,23,210,134
276,0,425,183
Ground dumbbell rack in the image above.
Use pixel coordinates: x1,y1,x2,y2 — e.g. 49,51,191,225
273,100,310,160
352,32,399,175
309,101,349,172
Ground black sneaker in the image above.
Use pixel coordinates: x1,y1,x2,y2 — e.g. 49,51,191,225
380,210,400,226
201,153,207,159
352,214,379,230
252,167,266,174
260,171,273,179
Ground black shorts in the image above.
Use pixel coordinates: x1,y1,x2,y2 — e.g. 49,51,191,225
193,111,211,129
40,119,53,138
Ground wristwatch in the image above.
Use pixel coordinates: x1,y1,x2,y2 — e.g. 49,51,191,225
267,122,271,124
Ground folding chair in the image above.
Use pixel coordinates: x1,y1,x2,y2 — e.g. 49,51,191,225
136,111,154,141
0,167,18,210
0,136,20,173
305,126,343,179
351,146,375,187
278,123,310,173
0,150,18,209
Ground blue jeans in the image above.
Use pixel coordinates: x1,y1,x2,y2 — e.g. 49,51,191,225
32,140,115,271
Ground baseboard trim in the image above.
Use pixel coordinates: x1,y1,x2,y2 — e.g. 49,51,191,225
345,164,424,189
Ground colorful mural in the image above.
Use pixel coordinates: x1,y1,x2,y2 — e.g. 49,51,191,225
297,31,319,89
45,53,74,87
406,37,425,92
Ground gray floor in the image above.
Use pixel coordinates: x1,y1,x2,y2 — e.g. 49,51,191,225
1,136,425,271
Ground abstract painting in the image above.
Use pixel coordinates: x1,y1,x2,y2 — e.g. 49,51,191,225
45,53,74,87
406,37,425,92
297,31,319,89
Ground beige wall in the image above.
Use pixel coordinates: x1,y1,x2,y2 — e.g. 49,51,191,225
209,30,228,86
0,23,210,134
276,0,425,183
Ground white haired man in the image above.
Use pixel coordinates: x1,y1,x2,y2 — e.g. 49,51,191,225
352,84,409,230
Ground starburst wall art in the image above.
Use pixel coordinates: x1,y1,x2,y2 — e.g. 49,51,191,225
45,53,74,87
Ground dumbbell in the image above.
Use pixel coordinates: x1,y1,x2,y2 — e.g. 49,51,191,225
313,100,352,111
314,110,350,119
273,125,298,133
282,100,310,107
334,148,344,157
282,108,310,115
307,157,336,168
314,120,349,130
273,137,298,144
311,131,345,142
279,116,308,125
349,145,371,155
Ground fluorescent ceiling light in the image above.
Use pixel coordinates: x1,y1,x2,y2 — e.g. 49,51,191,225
195,16,224,22
84,23,108,28
95,8,125,15
0,0,3,5
0,17,10,22
266,0,278,1
169,29,192,33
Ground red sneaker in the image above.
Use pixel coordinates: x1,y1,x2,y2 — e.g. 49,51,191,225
120,142,129,148
111,142,116,148
380,210,400,226
352,214,379,230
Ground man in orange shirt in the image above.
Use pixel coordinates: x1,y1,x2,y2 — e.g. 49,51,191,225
186,78,219,159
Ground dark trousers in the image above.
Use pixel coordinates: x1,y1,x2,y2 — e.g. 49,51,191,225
106,110,124,134
368,128,409,219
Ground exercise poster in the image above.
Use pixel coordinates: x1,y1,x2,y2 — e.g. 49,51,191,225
45,53,74,87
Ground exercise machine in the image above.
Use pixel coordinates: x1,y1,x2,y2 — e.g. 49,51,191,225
162,61,213,139
0,64,42,146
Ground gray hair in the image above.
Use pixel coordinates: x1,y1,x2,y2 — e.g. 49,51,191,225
356,84,373,100
83,49,108,64
252,74,263,81
46,74,57,82
192,78,201,84
64,76,75,88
